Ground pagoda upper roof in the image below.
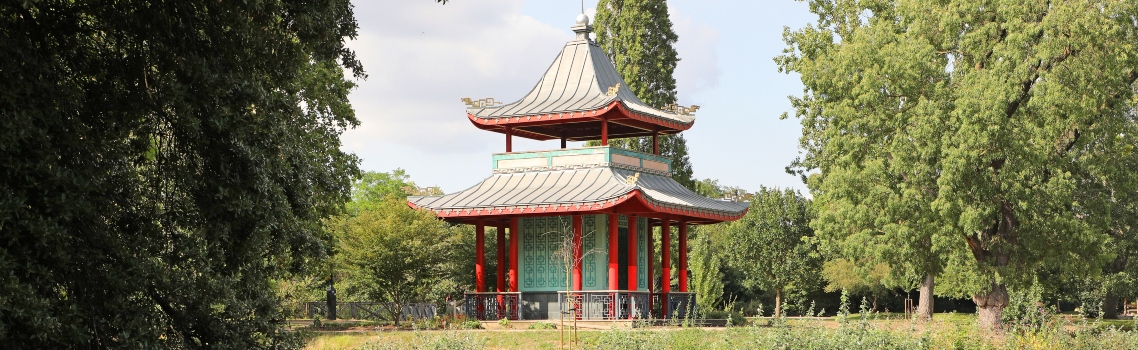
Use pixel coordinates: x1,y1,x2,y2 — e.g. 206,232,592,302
462,23,698,142
408,147,748,224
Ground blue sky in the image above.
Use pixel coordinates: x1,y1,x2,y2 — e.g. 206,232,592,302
343,0,816,194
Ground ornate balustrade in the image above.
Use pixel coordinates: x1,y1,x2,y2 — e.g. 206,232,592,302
556,290,656,320
463,292,521,320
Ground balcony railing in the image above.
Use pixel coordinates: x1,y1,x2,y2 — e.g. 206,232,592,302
463,292,521,320
651,292,698,319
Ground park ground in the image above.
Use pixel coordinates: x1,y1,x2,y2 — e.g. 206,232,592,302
299,313,1138,350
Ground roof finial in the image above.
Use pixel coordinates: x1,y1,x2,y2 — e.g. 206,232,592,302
572,2,591,41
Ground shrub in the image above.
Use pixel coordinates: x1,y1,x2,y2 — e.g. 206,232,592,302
497,317,512,329
528,322,558,329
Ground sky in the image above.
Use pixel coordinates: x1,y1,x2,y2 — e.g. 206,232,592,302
342,0,818,194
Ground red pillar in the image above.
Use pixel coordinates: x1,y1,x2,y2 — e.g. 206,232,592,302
505,127,513,153
572,215,583,291
627,215,638,291
601,118,609,146
476,221,486,292
509,217,519,292
496,222,506,292
661,218,671,293
607,214,619,290
678,220,689,292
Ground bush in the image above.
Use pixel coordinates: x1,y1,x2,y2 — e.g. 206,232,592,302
497,317,512,329
456,320,483,330
528,322,557,329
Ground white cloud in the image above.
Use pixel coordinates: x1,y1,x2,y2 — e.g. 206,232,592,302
670,5,721,104
343,0,570,156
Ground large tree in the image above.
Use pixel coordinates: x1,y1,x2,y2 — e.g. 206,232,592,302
723,187,821,317
1,0,361,347
590,0,696,190
780,0,1138,328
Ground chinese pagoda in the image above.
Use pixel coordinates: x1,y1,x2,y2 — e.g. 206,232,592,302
408,14,748,321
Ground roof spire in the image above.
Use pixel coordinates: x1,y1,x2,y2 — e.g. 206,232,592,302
572,3,591,41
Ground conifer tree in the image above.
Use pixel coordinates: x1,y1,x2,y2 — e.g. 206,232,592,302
590,0,695,190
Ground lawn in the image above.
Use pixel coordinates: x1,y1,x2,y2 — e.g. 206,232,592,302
301,314,1138,350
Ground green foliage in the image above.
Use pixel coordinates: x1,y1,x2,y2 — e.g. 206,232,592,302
1,0,362,347
497,318,512,329
690,231,725,312
780,0,1138,327
1002,277,1053,329
332,196,463,325
527,322,557,330
458,321,484,330
721,187,822,316
360,331,486,350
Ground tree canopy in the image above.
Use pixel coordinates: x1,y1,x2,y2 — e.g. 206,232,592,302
721,187,821,317
780,0,1138,328
1,0,361,347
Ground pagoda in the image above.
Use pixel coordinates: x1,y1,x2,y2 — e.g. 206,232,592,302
409,14,748,321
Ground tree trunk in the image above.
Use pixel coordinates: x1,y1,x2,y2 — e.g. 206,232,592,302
775,288,782,317
973,282,1009,330
916,274,934,321
1104,294,1119,319
872,296,878,312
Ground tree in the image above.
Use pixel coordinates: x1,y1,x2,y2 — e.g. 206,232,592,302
589,0,696,190
689,229,725,312
2,0,361,347
333,197,460,326
780,0,1138,329
821,259,894,311
723,187,821,317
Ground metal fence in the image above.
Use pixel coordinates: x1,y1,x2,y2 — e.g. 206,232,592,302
305,302,437,321
557,290,652,320
463,292,521,320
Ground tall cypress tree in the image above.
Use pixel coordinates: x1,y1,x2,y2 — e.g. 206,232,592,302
590,0,695,190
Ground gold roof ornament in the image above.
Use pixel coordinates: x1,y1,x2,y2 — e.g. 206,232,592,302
663,104,700,116
624,172,641,185
461,98,503,108
605,83,621,97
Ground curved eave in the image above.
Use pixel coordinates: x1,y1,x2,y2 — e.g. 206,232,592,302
409,189,745,224
467,101,695,141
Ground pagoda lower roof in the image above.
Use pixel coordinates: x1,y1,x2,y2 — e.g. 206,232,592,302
408,165,748,224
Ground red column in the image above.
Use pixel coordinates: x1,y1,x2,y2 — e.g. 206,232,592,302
496,222,506,292
661,218,671,293
601,118,609,146
627,215,638,291
476,221,485,292
572,215,583,291
607,214,619,290
505,127,513,153
509,217,519,292
678,221,689,292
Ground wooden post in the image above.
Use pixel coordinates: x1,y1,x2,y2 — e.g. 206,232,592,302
652,131,659,155
601,118,609,146
505,127,513,153
661,218,671,293
627,215,638,291
572,215,583,291
678,220,688,292
608,214,619,290
476,221,485,292
661,218,671,317
496,222,506,292
509,217,519,292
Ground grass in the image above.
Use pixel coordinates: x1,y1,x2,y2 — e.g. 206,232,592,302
302,315,1138,350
